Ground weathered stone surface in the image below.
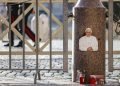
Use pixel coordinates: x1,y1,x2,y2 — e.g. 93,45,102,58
73,0,105,83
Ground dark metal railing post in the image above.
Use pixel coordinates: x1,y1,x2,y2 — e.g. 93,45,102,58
8,4,12,69
49,0,52,70
63,0,68,72
22,3,25,70
34,0,40,84
108,0,113,72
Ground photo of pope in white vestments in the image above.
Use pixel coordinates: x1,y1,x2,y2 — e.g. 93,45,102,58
79,28,98,51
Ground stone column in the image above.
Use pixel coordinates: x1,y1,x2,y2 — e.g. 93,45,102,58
72,0,105,83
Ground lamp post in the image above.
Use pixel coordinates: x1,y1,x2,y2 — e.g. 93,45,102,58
72,0,106,84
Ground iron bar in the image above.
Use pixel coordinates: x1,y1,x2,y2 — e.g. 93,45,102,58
8,4,12,69
63,0,68,72
49,0,52,69
34,0,39,84
22,3,25,69
108,0,113,72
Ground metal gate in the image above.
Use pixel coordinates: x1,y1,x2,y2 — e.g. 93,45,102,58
0,0,119,84
0,0,75,84
108,0,120,72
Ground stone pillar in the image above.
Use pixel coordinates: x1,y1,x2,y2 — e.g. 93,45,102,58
72,0,105,83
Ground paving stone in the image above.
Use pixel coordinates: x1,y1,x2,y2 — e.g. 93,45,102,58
63,72,71,76
25,66,35,69
116,62,120,65
16,73,25,76
0,73,7,77
25,72,34,77
14,70,22,73
53,64,62,69
44,73,53,77
53,75,63,79
41,70,48,73
54,73,62,76
106,77,110,80
53,62,59,66
112,71,120,76
111,77,119,80
15,73,23,76
58,71,64,75
39,65,46,69
21,70,30,74
40,76,48,80
68,70,72,74
6,72,16,77
30,70,36,74
15,76,26,79
106,79,119,84
0,70,4,73
106,72,112,77
63,75,72,79
48,70,57,73
0,71,11,76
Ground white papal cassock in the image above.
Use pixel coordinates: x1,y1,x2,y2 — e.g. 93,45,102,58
0,3,7,18
31,14,49,42
79,36,98,51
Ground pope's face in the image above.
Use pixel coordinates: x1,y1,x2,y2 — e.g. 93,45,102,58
85,31,92,37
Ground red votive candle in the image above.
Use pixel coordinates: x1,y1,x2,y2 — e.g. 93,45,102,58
80,76,84,84
90,76,97,85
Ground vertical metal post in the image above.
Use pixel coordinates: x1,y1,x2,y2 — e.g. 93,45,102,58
34,0,39,84
22,3,25,69
63,0,68,72
8,4,11,69
108,0,113,72
36,0,39,71
49,0,52,69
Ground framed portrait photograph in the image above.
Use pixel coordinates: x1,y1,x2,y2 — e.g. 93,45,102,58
79,28,98,51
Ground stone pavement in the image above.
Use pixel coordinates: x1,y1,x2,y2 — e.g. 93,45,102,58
0,58,119,85
0,58,72,82
0,40,73,84
0,40,119,85
0,58,119,84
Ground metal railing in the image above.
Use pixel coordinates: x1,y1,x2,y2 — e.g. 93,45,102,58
0,0,71,84
0,0,119,84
